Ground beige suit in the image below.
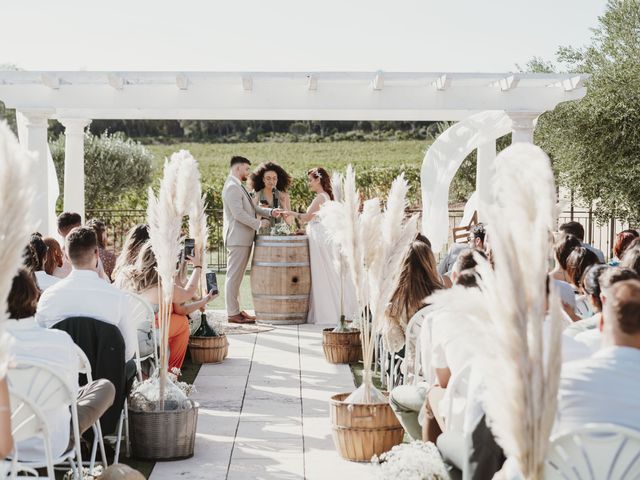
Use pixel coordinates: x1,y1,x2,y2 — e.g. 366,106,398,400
222,175,272,315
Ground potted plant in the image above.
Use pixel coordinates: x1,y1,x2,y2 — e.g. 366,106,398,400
320,168,416,462
127,151,206,460
188,312,228,364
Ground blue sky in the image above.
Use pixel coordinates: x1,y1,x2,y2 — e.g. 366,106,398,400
1,0,606,72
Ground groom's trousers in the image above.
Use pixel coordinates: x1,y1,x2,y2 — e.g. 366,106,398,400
225,245,252,316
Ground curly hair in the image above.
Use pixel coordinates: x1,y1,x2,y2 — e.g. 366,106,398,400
8,268,40,319
43,237,64,275
308,167,334,200
250,162,292,192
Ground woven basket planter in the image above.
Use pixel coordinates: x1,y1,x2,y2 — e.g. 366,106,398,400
322,329,362,364
188,334,228,364
128,400,199,460
330,392,404,462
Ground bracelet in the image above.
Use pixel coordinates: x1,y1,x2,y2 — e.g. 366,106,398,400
194,265,202,269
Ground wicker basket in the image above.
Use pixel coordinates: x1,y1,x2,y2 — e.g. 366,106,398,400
188,334,228,364
330,392,404,462
128,400,199,460
322,329,362,364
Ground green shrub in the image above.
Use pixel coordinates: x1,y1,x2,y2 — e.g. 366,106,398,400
51,131,153,210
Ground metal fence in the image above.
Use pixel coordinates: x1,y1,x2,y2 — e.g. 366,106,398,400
88,207,635,271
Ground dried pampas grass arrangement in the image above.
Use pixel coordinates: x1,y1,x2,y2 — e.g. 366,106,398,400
425,143,561,479
0,121,36,376
147,154,183,409
320,167,418,404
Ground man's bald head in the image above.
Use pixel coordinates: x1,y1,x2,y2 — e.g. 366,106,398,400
602,279,640,347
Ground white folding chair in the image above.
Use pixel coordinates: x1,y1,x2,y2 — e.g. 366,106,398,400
126,292,158,379
546,423,640,479
74,346,108,472
7,360,83,479
443,363,472,434
399,306,431,386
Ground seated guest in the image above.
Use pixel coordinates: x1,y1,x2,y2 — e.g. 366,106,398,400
6,268,115,462
249,162,294,234
572,267,640,353
87,219,117,281
118,242,214,371
383,233,443,355
24,233,59,291
621,244,640,276
53,211,82,278
112,224,149,286
566,247,602,318
609,229,639,266
389,253,477,442
43,236,64,276
556,279,640,434
563,264,608,337
36,227,137,361
438,224,487,278
549,234,582,320
559,221,606,263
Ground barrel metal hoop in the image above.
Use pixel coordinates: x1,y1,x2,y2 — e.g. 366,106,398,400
253,262,309,267
255,242,309,248
253,294,309,300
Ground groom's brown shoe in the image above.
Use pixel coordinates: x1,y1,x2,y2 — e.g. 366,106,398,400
228,313,254,324
240,310,256,321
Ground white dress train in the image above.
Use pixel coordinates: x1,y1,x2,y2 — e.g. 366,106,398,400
306,193,359,325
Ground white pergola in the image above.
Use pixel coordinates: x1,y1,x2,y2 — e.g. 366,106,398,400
0,71,588,234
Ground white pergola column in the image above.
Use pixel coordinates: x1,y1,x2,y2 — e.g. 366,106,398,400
507,112,539,144
59,118,91,221
19,109,52,234
476,139,496,222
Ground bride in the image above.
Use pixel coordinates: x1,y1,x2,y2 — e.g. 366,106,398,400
285,167,351,325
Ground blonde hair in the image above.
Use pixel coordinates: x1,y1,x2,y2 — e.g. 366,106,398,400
116,241,159,293
112,224,150,282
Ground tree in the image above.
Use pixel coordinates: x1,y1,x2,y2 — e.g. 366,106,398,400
51,131,153,210
535,0,640,223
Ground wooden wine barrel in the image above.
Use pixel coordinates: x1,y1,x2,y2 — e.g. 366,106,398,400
250,235,311,325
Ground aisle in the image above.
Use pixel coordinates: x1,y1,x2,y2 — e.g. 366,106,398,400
149,324,373,480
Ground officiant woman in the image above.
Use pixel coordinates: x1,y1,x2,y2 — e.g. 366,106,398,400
249,162,294,234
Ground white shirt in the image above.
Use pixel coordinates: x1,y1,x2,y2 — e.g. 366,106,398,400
6,317,79,462
34,270,60,291
574,328,602,354
556,346,640,434
553,279,577,311
36,269,137,360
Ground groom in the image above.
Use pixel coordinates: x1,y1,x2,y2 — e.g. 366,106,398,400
222,156,282,324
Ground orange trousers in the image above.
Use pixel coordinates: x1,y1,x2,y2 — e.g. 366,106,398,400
156,310,190,371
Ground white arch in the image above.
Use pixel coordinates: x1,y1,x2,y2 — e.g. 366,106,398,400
420,110,513,253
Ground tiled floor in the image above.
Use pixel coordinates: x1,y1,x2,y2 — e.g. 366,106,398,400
150,324,373,480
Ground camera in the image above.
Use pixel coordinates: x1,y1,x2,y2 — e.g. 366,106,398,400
206,271,218,295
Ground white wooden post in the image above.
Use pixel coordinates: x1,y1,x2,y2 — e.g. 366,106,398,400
507,112,539,144
476,139,496,222
19,109,52,234
59,118,91,221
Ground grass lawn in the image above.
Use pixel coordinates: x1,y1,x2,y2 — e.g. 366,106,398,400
205,272,253,311
145,140,429,177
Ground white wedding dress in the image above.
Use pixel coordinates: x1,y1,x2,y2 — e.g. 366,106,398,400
306,193,358,325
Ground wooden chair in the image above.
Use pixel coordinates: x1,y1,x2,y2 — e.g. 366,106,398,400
451,211,478,244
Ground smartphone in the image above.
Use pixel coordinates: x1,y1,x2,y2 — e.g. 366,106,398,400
206,271,218,295
184,238,195,258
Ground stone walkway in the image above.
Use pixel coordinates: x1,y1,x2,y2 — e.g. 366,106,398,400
150,324,374,480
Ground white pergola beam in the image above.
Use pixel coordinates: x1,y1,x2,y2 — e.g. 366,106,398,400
241,76,253,91
307,75,318,91
371,71,384,91
492,74,519,91
433,74,450,91
0,71,589,121
41,73,60,90
107,73,125,90
176,74,189,90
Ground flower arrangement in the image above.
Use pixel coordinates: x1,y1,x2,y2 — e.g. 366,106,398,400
371,441,450,480
129,368,196,412
270,222,293,236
